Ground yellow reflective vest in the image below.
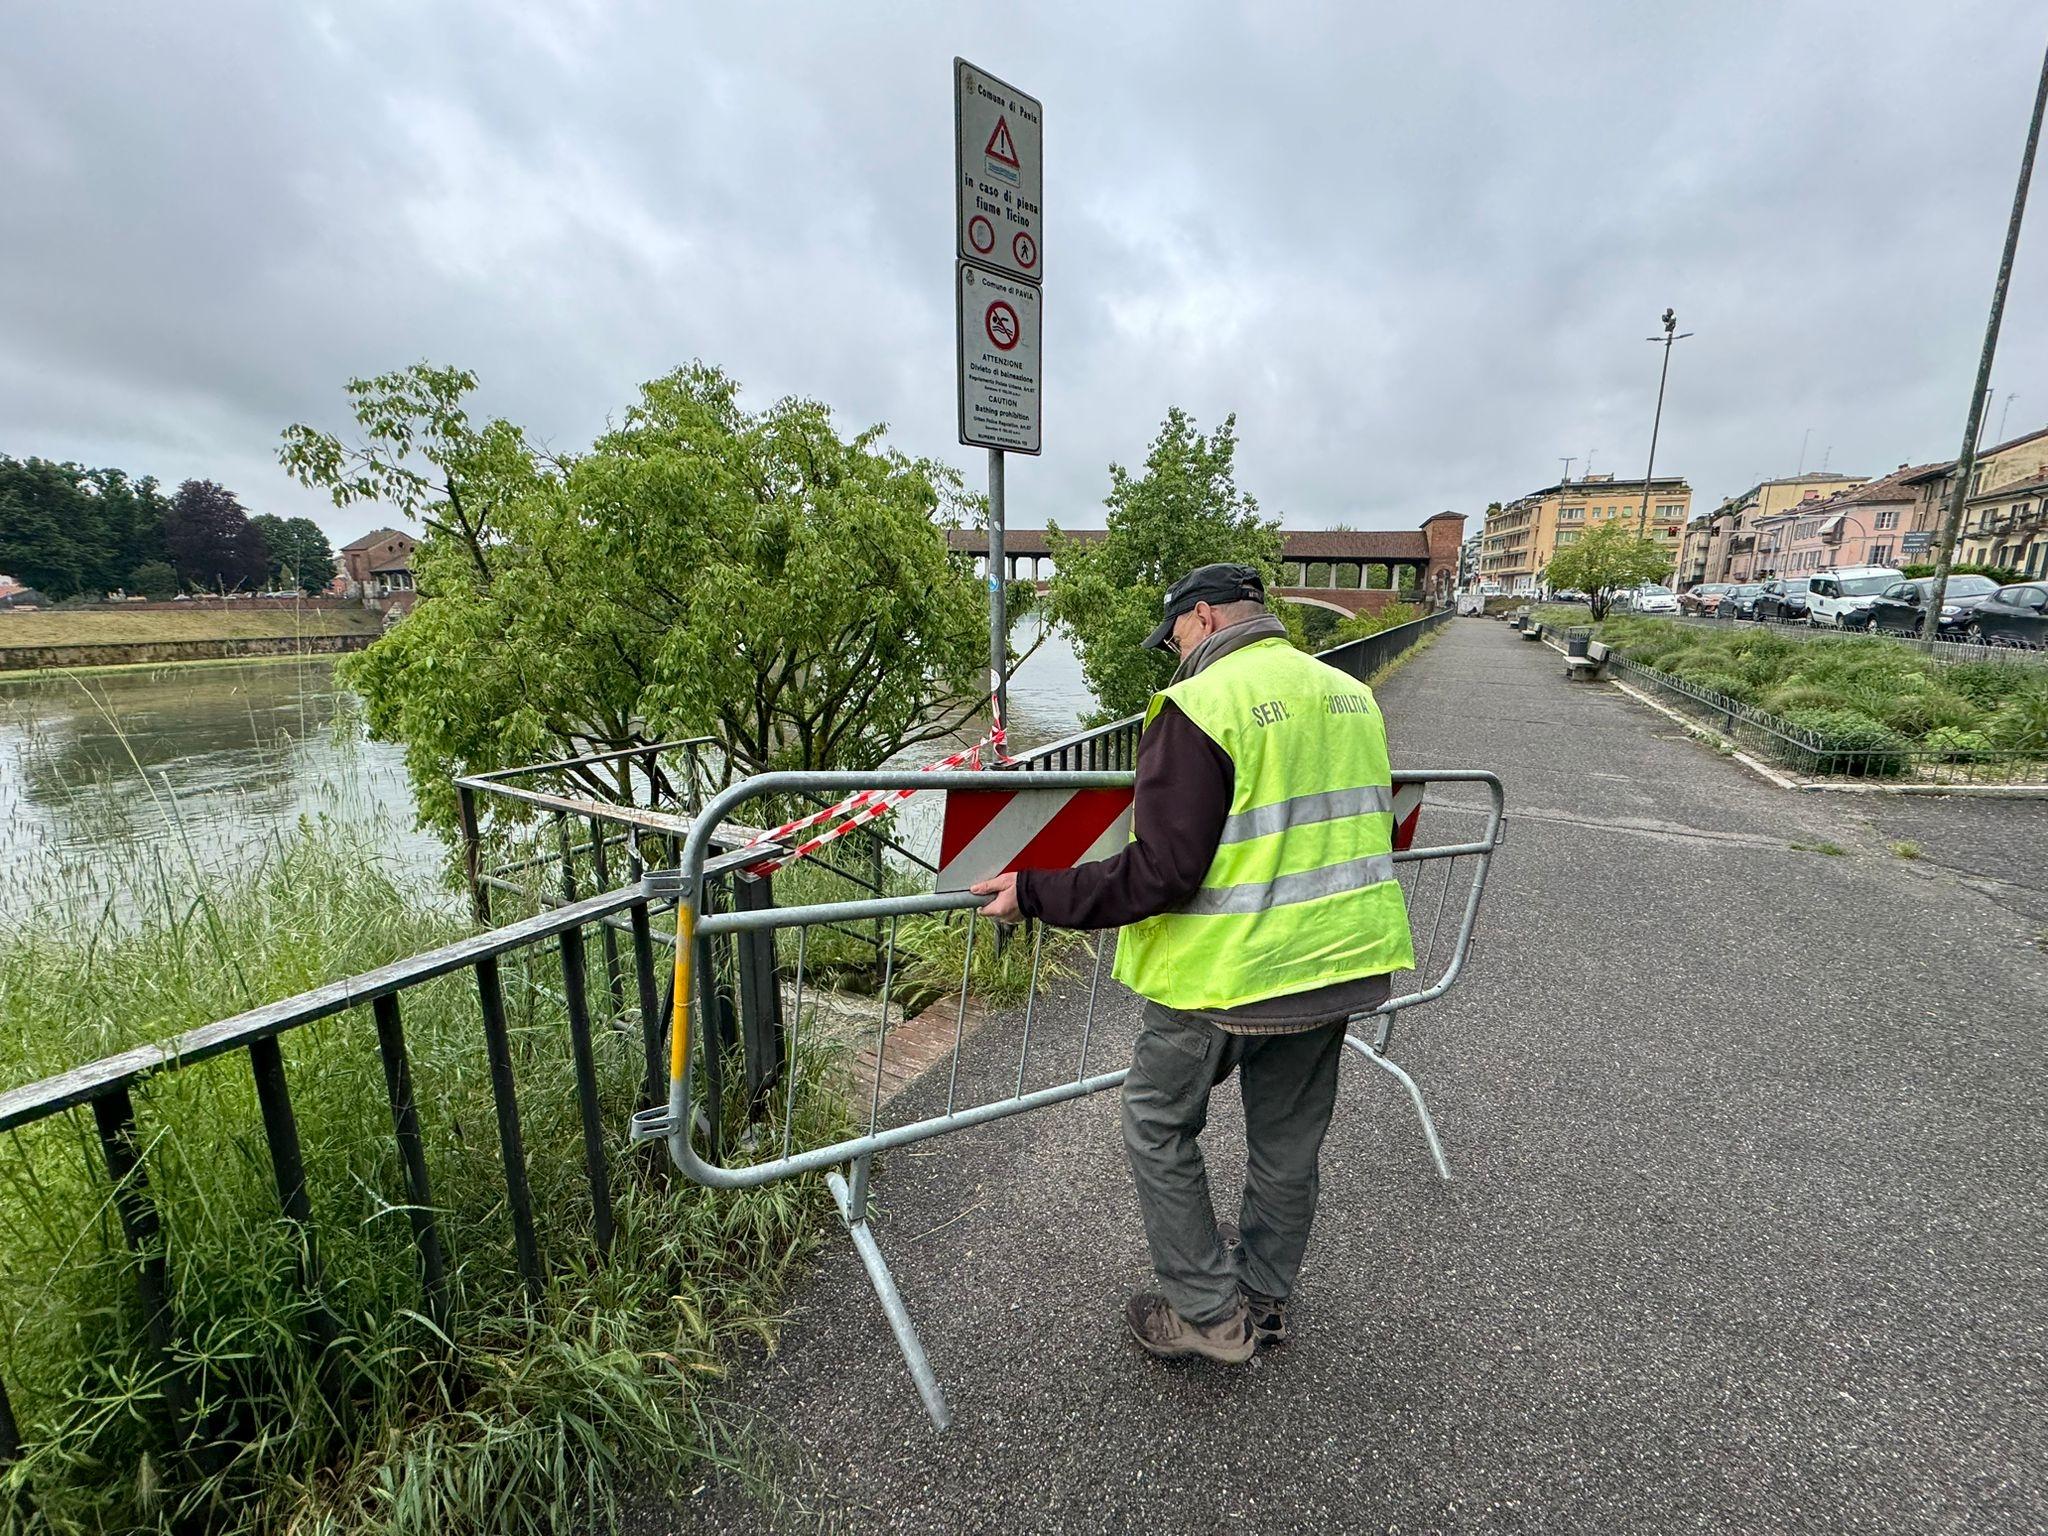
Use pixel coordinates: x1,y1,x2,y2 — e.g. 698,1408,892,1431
1112,636,1413,1010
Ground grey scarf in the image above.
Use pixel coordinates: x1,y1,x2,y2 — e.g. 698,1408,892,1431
1168,612,1290,685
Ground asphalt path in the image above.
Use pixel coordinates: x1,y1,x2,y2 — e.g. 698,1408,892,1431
651,617,2048,1535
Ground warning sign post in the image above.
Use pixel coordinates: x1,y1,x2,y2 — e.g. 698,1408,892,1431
954,59,1043,282
957,263,1041,455
953,57,1044,744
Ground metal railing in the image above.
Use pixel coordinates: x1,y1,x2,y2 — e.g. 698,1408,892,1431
632,764,1506,1429
0,859,736,1471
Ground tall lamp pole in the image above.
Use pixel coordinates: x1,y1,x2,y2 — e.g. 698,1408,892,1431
1924,39,2048,642
1636,309,1695,549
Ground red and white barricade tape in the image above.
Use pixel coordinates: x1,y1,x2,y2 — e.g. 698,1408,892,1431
739,673,1016,875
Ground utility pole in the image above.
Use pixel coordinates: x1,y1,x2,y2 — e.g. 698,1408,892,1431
1795,427,1813,478
1559,455,1576,486
1925,40,2047,641
1636,308,1694,538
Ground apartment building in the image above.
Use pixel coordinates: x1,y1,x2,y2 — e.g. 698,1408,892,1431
1478,474,1691,594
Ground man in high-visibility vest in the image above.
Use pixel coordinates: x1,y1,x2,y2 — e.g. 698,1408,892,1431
976,562,1412,1364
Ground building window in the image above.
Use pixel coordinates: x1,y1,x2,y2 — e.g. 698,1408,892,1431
1871,542,1893,565
1560,506,1584,521
1875,509,1899,531
1657,503,1684,519
1555,530,1580,545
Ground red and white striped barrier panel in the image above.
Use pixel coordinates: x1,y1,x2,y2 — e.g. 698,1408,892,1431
935,778,1425,892
934,784,1135,893
1392,781,1423,852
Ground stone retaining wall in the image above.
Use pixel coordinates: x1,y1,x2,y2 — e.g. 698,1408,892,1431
0,633,375,672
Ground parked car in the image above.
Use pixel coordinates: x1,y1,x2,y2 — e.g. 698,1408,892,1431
1862,574,2001,636
1806,566,1904,629
1622,584,1680,615
1968,582,2048,647
1721,582,1766,620
1752,577,1815,624
1679,583,1734,616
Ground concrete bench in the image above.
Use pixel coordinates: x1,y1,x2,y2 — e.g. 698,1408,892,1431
1564,638,1610,681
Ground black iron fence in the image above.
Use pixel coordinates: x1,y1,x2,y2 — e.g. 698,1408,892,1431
0,852,775,1473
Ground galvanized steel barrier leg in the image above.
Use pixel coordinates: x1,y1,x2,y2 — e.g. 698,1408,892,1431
1344,1034,1451,1181
827,1157,951,1431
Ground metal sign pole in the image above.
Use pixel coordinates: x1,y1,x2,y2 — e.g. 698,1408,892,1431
988,447,1008,732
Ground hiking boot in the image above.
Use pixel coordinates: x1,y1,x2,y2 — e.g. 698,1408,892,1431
1216,1221,1291,1345
1124,1293,1256,1364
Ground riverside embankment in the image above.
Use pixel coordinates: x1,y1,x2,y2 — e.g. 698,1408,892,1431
0,602,382,673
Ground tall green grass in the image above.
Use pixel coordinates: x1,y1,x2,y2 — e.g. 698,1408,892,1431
0,821,845,1533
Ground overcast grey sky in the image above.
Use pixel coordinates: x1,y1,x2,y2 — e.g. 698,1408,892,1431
4,2,2046,547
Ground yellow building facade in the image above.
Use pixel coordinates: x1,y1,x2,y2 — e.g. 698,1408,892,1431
1478,474,1693,593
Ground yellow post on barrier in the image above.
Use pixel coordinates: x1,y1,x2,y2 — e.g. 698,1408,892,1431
669,902,694,1082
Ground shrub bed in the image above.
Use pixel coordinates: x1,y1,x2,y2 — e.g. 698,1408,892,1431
1593,617,2048,775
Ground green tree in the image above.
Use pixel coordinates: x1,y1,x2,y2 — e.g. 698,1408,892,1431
128,560,179,599
1543,522,1673,620
1044,408,1281,723
0,457,113,599
251,513,337,592
284,362,987,830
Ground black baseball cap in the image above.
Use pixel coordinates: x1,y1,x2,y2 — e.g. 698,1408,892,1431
1142,562,1268,650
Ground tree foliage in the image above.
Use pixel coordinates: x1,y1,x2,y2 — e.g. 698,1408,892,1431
1543,521,1673,619
0,458,169,599
1044,408,1281,723
284,362,987,830
128,560,179,600
250,514,337,592
165,479,267,592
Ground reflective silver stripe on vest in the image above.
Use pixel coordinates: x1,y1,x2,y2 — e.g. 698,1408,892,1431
1216,783,1394,846
1176,852,1398,917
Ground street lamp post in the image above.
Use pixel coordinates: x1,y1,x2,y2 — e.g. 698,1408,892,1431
1637,309,1695,544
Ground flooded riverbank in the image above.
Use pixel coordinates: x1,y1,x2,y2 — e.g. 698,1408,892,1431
0,619,1097,924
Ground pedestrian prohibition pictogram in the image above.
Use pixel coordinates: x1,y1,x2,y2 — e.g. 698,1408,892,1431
968,215,996,254
984,115,1020,168
984,299,1020,351
1012,230,1037,269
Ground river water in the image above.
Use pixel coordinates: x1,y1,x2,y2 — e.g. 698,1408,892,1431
0,619,1095,925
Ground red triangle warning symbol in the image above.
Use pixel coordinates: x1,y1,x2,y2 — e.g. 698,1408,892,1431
984,115,1021,169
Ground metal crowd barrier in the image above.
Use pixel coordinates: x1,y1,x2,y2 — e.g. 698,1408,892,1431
630,767,1506,1430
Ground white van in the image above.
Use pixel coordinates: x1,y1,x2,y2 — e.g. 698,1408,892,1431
1807,567,1905,628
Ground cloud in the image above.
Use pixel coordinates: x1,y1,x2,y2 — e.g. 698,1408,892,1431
2,0,2044,550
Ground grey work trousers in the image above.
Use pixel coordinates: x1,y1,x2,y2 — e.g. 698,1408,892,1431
1120,1000,1348,1327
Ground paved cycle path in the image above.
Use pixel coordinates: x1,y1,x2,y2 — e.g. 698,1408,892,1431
655,617,2048,1535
